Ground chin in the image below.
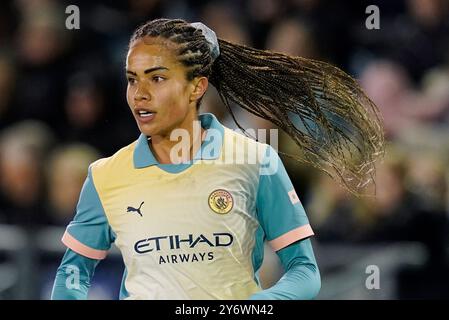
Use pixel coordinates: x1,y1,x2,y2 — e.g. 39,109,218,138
140,128,158,137
137,124,157,137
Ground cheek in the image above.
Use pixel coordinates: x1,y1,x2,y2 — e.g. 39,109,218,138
126,86,133,106
159,84,190,115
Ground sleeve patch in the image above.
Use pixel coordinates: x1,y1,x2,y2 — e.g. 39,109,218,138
288,189,300,205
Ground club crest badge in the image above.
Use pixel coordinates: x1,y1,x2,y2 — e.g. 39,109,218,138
208,189,233,214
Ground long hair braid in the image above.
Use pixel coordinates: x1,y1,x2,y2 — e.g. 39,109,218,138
130,18,385,196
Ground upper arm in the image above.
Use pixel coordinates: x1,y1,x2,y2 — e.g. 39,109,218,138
62,165,115,260
51,248,101,300
256,145,314,252
276,238,318,271
56,248,101,278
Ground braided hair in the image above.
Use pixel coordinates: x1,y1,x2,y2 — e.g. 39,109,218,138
130,18,385,196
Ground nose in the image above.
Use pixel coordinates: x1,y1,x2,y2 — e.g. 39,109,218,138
134,83,151,101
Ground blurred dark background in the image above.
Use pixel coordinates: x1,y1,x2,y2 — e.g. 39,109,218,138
0,0,449,299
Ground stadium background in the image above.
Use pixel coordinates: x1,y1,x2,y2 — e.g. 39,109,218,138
0,0,449,299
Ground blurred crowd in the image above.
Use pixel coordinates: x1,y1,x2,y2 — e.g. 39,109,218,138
1,0,449,299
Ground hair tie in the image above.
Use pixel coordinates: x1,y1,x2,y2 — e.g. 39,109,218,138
190,22,220,62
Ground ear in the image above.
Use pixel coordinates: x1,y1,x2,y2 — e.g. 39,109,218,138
189,76,209,103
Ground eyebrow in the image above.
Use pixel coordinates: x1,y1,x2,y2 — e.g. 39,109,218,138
126,66,169,76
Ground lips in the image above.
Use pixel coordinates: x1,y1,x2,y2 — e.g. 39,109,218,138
134,108,156,123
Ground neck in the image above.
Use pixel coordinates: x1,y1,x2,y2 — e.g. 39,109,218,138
150,112,206,164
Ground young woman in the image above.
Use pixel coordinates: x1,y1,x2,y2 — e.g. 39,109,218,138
51,18,384,300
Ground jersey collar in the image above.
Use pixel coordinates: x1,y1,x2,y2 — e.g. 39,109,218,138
133,113,225,168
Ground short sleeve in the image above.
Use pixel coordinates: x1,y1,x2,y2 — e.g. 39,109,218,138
61,165,116,260
256,145,314,252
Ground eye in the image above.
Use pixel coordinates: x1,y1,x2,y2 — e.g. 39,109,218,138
127,77,136,85
152,76,165,83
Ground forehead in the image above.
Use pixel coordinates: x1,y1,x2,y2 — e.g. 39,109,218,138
126,37,181,69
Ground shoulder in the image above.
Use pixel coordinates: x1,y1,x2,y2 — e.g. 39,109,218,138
223,127,266,147
222,127,272,163
89,140,138,183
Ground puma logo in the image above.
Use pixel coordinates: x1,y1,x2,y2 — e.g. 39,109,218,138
127,201,144,217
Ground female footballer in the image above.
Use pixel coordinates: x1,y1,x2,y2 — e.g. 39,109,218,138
51,18,384,299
